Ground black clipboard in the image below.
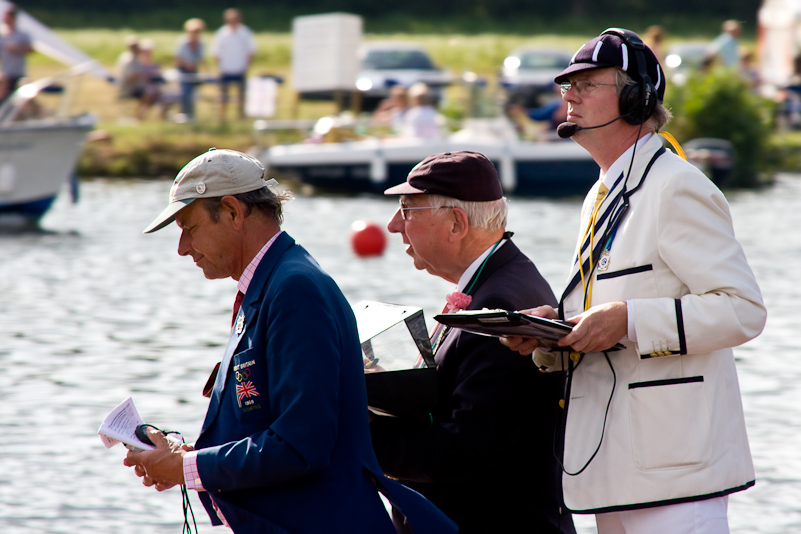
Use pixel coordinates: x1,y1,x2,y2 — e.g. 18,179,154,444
434,309,572,346
435,309,625,351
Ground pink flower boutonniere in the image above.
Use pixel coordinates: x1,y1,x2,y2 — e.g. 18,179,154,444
446,291,472,313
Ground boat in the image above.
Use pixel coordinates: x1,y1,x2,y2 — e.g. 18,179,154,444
0,2,110,227
0,71,96,226
259,117,600,196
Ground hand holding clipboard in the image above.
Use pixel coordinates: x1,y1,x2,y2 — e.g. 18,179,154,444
434,308,625,353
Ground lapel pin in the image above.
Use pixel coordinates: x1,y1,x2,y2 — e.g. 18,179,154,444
235,313,245,335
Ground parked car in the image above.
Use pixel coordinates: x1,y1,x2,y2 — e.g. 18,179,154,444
355,42,452,111
499,47,573,108
664,41,710,85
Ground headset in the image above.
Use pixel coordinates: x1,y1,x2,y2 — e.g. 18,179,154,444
602,28,657,126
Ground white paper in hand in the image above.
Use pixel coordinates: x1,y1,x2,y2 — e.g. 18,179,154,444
97,397,156,451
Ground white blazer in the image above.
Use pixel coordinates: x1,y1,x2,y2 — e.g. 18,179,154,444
537,134,767,513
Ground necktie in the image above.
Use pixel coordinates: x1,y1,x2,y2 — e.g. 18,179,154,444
203,291,245,398
578,182,609,310
231,290,245,327
593,182,609,212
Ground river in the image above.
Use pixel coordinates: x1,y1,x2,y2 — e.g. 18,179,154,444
0,174,798,533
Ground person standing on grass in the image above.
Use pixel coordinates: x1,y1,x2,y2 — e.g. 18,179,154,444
0,3,32,103
175,18,206,121
211,8,256,121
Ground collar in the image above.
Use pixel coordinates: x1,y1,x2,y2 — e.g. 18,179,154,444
456,238,507,293
236,230,283,296
600,132,654,189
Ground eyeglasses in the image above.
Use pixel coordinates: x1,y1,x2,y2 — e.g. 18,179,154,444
560,80,616,96
398,204,446,220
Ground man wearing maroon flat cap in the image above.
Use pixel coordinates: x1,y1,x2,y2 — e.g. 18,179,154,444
371,150,576,534
502,28,765,534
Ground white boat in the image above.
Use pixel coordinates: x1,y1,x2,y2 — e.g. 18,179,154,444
0,3,109,227
0,69,96,227
260,117,600,196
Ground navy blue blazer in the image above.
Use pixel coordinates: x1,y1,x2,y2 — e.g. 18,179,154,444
194,232,457,534
371,239,576,534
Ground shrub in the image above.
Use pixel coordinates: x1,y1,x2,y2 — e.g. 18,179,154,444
665,67,773,187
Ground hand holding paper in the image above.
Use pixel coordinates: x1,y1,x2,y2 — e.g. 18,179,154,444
97,397,156,452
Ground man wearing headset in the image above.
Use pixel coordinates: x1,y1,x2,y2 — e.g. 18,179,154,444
502,29,766,534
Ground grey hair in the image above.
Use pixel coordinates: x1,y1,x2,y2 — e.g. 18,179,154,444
614,68,672,131
425,194,508,232
201,186,294,226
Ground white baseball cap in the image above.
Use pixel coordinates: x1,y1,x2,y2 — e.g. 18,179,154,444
143,148,269,234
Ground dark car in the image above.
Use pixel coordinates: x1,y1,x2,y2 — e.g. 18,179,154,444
499,47,573,108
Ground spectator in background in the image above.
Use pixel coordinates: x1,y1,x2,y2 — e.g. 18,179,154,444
211,8,256,121
739,48,760,90
0,3,33,102
372,84,408,134
507,83,568,135
707,19,741,69
139,39,174,120
401,82,442,139
116,35,158,121
175,18,206,122
644,25,666,65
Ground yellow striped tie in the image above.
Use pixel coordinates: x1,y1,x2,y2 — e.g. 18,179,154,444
594,182,608,212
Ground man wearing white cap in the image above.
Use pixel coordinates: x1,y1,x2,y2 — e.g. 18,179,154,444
502,28,766,534
123,148,457,534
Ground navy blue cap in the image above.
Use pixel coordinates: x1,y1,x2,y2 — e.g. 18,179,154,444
555,29,665,102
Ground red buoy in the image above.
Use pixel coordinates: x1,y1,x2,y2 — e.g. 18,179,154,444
351,220,387,257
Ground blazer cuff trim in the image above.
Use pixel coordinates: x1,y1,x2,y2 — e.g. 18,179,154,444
675,298,687,355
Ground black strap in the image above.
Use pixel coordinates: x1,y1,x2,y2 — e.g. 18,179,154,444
558,146,666,318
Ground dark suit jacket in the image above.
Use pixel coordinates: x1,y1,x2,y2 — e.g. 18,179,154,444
194,232,457,534
371,239,576,534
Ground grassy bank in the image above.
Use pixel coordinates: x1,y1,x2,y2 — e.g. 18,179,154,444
25,28,800,179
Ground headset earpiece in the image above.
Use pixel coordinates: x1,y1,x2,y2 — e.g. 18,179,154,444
601,28,658,125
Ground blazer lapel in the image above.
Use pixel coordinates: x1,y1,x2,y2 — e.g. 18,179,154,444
560,136,666,312
199,232,297,434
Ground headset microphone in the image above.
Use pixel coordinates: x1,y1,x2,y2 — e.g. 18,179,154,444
556,115,625,139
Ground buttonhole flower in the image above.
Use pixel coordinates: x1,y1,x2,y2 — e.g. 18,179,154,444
446,291,472,312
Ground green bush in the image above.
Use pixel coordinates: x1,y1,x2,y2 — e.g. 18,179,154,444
666,67,773,188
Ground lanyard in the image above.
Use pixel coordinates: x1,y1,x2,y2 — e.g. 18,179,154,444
559,146,665,318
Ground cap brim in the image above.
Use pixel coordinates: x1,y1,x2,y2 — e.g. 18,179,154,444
143,199,194,234
383,182,427,196
554,62,617,83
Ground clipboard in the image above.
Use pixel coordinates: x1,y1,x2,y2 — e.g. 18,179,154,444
435,309,625,351
434,309,572,346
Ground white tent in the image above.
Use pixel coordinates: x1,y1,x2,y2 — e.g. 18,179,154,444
2,1,112,82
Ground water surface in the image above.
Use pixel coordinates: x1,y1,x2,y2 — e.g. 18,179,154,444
0,175,798,533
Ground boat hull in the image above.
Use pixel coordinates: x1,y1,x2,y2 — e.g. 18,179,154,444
262,137,600,196
0,115,94,224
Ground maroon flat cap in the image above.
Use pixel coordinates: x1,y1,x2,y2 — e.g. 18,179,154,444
384,151,502,201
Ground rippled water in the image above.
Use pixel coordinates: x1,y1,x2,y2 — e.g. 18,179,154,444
0,175,798,533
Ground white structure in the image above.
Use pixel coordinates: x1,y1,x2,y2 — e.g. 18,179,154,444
291,13,362,93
